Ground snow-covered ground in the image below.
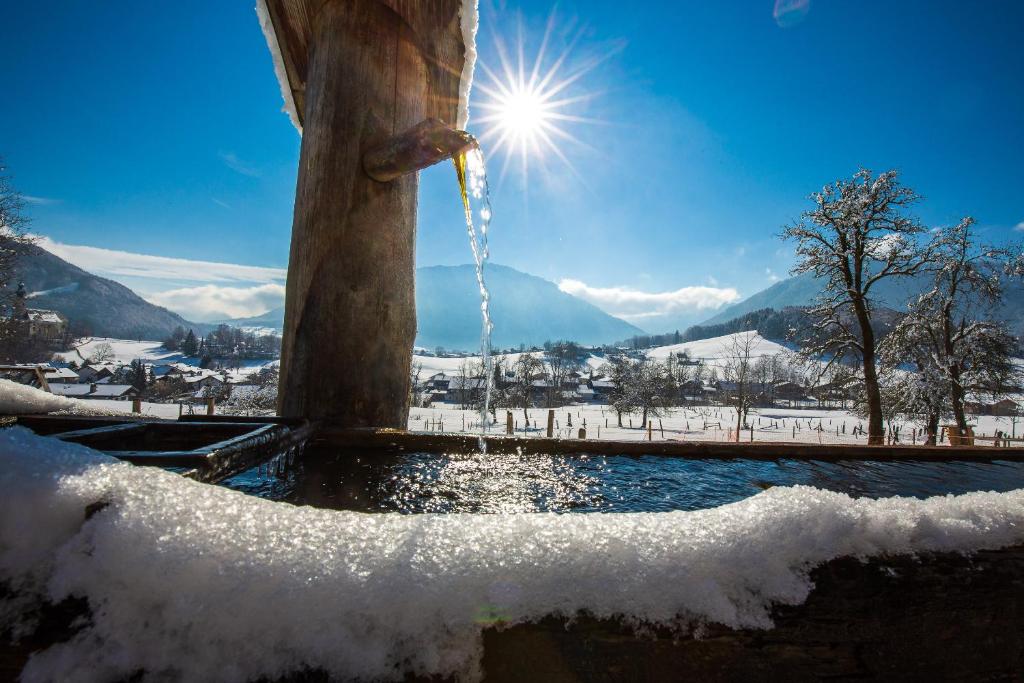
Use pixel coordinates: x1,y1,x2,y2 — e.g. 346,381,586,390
55,337,278,383
410,403,1023,445
3,426,1024,681
412,332,1020,446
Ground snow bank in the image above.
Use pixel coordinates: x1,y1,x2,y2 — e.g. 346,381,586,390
0,379,121,417
0,379,77,415
3,427,1024,682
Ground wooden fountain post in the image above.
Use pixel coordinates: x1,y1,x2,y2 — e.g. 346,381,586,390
260,0,472,426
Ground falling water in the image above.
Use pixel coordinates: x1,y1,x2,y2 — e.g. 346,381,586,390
453,146,494,452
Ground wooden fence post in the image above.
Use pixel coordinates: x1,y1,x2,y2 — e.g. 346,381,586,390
547,410,554,438
506,411,513,435
206,397,215,415
132,398,141,414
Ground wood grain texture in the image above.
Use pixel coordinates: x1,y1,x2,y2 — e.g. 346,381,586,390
278,0,425,425
264,0,466,128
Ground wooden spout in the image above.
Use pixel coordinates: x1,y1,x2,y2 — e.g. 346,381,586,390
363,118,476,182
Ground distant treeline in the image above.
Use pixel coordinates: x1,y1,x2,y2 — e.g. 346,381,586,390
615,308,805,349
617,306,903,351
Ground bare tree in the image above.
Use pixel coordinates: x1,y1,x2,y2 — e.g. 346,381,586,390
719,332,758,440
543,341,582,408
782,169,934,444
506,353,543,423
0,158,35,359
89,342,115,364
409,360,423,407
606,356,673,428
882,218,1022,433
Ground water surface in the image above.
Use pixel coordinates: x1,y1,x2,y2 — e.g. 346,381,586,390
222,451,1024,514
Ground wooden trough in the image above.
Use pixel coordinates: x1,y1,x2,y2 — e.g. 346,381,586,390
10,415,313,483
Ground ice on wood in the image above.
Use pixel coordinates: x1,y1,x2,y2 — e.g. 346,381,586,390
3,427,1024,681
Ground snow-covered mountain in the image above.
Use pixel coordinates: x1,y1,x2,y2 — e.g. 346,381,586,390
14,242,212,340
700,271,1024,338
222,265,643,350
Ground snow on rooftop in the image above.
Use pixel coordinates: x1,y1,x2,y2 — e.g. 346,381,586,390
3,427,1024,681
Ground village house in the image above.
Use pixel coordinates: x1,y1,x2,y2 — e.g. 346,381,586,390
446,376,486,406
965,397,1021,417
43,366,80,384
25,309,69,344
76,364,117,384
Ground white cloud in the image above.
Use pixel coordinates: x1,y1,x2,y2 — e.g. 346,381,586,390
22,195,61,206
219,151,261,178
766,268,780,283
148,284,285,321
558,279,740,322
1015,221,1024,232
37,236,286,284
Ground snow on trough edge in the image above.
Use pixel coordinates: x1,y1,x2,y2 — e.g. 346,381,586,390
2,427,1024,682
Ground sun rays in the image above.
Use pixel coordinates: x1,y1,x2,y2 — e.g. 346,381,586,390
471,12,611,187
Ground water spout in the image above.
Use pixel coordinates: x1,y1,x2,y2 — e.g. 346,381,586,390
363,118,477,182
453,147,494,453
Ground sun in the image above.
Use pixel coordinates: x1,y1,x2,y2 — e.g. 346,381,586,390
470,13,610,185
496,86,548,142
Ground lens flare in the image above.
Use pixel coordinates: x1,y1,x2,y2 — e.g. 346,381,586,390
773,0,811,28
472,12,611,185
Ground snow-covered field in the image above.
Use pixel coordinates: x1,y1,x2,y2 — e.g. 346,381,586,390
410,403,1023,445
4,426,1024,681
411,332,1021,446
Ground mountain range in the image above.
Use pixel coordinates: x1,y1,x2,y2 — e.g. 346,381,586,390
699,270,1024,337
18,245,641,348
14,243,212,340
220,265,645,350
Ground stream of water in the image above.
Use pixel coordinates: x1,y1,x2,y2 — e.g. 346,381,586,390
453,146,494,451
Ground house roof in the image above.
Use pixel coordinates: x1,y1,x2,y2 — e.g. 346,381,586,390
27,309,65,324
50,384,92,397
44,367,79,381
90,384,137,398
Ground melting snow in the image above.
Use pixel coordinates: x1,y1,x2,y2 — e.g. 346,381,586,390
2,426,1023,681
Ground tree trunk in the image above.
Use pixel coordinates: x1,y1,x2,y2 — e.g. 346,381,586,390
925,412,939,446
949,371,969,432
641,407,648,430
278,0,424,427
853,300,884,445
735,401,742,443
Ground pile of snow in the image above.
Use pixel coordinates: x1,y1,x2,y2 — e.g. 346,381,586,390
3,426,1024,681
0,378,78,415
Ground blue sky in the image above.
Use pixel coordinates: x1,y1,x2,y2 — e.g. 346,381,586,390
2,1,1022,331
